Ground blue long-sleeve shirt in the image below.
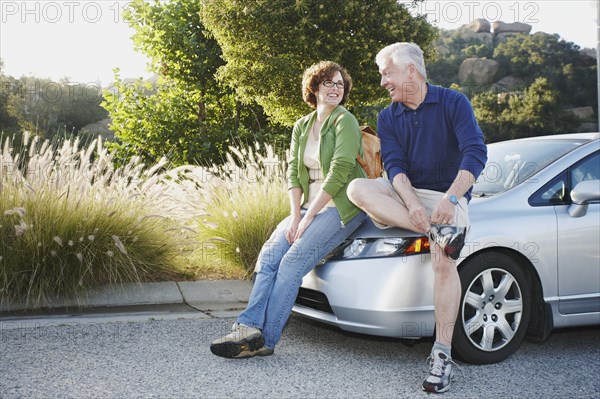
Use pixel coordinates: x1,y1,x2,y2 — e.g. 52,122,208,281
377,84,487,201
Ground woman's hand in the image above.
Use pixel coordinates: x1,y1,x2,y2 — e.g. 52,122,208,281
293,213,315,242
285,215,302,244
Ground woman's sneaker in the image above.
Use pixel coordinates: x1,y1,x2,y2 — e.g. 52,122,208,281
235,346,274,359
422,349,457,393
210,323,265,359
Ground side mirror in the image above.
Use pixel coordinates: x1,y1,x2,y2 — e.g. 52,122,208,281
568,180,600,217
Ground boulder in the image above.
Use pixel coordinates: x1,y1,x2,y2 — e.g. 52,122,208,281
435,45,451,57
566,107,595,120
464,18,491,33
494,32,526,44
460,31,494,46
492,75,527,92
458,58,500,85
492,21,532,35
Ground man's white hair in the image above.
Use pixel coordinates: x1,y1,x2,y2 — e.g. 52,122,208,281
375,42,427,81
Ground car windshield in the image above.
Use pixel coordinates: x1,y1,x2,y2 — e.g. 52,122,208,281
472,138,588,196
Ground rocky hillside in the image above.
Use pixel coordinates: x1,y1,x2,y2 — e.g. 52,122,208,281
430,18,597,132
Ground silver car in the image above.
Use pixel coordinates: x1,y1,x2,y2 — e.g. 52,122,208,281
292,132,600,364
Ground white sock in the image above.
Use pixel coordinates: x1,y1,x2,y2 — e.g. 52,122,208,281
432,341,452,359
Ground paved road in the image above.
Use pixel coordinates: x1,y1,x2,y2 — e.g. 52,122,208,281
1,308,598,398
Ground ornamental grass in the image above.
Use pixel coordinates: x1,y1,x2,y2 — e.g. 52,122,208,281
192,143,289,277
0,133,188,307
0,133,290,307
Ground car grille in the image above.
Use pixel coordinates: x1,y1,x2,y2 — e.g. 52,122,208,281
295,288,334,314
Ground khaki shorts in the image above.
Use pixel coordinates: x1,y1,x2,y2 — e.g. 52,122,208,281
372,177,470,229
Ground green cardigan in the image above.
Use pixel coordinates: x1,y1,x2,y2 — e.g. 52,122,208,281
287,105,366,224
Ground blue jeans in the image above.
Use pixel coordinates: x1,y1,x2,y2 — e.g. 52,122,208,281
237,207,366,349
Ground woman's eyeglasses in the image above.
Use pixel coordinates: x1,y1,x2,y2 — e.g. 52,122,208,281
322,80,345,89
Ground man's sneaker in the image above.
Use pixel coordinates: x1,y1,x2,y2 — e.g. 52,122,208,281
210,323,265,359
428,224,467,260
422,349,457,393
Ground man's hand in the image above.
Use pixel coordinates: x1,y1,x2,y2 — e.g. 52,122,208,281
408,203,431,233
431,198,455,225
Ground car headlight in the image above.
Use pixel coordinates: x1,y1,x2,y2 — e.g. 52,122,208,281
328,236,430,260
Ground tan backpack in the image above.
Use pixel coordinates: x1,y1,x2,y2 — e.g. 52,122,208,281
357,125,384,179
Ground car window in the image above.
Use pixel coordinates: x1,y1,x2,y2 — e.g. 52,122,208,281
529,151,599,207
571,152,599,187
474,139,587,196
529,172,568,206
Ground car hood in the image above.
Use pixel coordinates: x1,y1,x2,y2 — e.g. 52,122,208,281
347,189,519,241
347,217,423,239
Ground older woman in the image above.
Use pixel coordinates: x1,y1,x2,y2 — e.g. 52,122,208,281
210,61,367,358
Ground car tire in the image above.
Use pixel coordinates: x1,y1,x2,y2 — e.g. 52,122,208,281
453,252,531,364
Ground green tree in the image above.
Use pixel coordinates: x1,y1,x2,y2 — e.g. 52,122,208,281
3,76,107,138
103,0,285,166
427,29,494,88
104,73,231,164
200,0,437,125
472,78,579,142
7,76,62,135
0,60,20,134
470,91,511,143
493,32,597,108
507,78,579,137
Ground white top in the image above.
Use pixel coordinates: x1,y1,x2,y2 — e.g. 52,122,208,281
303,130,335,209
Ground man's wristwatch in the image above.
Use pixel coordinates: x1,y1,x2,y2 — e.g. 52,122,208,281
445,194,459,205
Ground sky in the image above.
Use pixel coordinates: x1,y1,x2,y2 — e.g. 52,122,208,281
0,0,598,87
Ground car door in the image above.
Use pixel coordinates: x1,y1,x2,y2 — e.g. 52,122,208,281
556,151,600,314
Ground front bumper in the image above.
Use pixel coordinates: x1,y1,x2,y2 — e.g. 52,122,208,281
292,254,437,338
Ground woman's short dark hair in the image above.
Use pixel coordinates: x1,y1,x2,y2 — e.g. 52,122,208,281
302,61,352,109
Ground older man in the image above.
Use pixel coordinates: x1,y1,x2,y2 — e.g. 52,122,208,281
347,42,487,393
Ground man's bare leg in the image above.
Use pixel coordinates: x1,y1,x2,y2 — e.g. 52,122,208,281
431,245,461,346
347,178,425,233
349,178,461,345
